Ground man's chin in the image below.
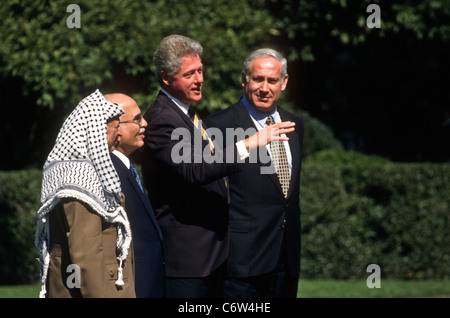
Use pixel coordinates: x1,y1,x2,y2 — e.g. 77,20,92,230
190,93,202,103
254,101,275,113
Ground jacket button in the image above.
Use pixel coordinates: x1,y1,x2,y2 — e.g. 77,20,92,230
109,271,114,278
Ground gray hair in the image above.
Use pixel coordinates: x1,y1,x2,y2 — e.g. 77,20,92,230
243,48,288,84
154,34,203,85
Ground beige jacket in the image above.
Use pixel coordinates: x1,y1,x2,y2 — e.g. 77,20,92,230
46,198,135,298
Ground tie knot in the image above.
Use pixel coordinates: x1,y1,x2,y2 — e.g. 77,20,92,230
188,106,197,119
266,114,275,126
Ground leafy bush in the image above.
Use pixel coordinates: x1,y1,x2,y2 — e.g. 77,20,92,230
300,152,450,280
288,110,343,158
304,149,390,164
0,170,41,285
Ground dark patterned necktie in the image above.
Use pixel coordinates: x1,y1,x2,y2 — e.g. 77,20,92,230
130,163,144,193
266,115,290,197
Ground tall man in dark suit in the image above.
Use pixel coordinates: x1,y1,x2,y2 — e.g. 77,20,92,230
205,48,304,298
141,35,295,298
106,93,165,298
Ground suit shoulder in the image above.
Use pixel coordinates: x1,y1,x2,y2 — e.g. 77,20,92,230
144,95,185,128
206,104,236,121
205,102,240,126
144,94,170,117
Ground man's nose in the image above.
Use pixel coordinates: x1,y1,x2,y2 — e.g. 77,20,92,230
117,126,124,136
260,80,269,92
194,71,203,83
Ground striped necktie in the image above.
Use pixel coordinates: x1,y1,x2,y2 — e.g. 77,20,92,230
188,107,214,154
266,115,290,197
188,107,228,194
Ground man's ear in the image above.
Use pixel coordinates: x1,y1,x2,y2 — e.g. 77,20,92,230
281,74,289,91
161,70,172,86
114,134,121,149
241,72,247,88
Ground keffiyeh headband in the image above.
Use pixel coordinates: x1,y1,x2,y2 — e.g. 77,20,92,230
35,89,131,297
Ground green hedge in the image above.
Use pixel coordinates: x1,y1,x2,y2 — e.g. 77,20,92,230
0,151,449,285
291,109,344,158
0,169,41,285
300,151,450,280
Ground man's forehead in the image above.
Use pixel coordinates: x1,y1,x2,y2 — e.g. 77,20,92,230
104,93,137,107
250,57,281,72
178,55,202,72
119,102,141,117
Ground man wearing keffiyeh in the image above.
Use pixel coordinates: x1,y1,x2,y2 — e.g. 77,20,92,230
35,89,135,298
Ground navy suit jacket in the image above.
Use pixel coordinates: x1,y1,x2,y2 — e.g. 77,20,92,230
111,153,165,297
205,100,304,278
141,91,242,277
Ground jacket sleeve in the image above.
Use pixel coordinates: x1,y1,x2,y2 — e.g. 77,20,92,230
145,105,243,185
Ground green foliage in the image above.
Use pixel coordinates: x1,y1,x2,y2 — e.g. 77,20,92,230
266,0,450,61
304,148,390,164
0,170,41,285
291,110,343,158
2,0,450,168
0,0,276,113
300,155,450,280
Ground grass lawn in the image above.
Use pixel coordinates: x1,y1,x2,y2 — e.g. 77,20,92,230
0,280,449,298
297,279,450,298
0,283,40,298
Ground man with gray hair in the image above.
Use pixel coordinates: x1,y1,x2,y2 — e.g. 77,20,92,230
141,36,295,297
205,48,304,298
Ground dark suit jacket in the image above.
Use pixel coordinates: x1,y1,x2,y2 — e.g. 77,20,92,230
205,100,304,278
111,153,165,297
141,91,242,277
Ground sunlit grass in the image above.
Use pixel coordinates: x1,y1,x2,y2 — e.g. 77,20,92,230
0,283,40,298
297,279,450,298
1,280,449,298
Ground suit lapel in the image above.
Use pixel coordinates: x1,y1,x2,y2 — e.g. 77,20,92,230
125,167,163,239
159,91,230,200
112,154,163,238
157,91,195,130
233,101,285,197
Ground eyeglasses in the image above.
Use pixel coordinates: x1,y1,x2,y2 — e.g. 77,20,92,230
120,114,143,126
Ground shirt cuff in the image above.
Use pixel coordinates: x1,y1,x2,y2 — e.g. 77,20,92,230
236,140,250,160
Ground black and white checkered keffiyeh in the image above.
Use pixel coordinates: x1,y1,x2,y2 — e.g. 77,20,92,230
35,89,132,297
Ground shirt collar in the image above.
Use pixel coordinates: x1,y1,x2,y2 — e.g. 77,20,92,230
112,150,130,169
241,95,279,127
161,88,190,115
